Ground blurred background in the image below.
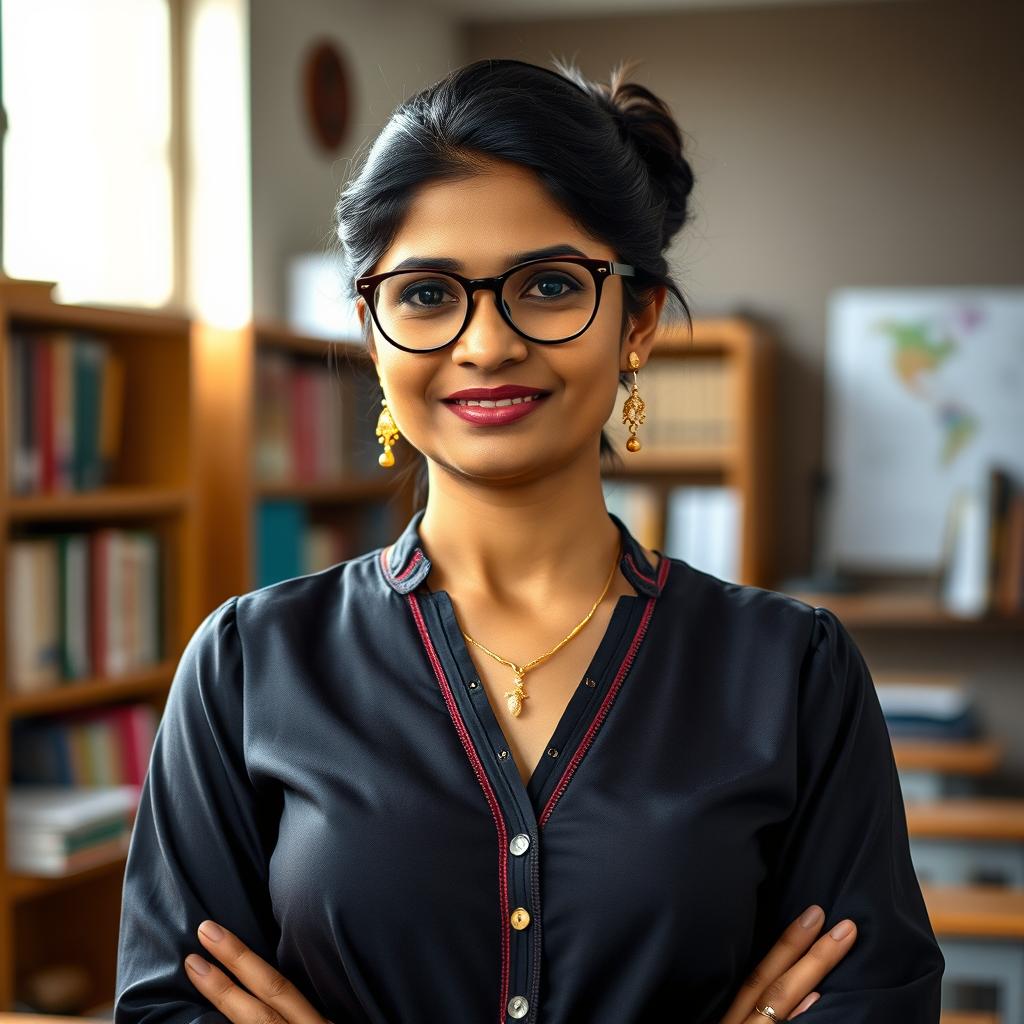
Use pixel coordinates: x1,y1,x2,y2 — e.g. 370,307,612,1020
0,0,1021,1020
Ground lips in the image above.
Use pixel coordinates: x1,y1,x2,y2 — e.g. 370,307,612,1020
443,384,552,401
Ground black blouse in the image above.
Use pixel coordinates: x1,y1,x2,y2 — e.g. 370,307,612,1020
114,505,944,1024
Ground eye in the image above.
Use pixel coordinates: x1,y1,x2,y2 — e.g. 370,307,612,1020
397,280,459,308
523,273,582,300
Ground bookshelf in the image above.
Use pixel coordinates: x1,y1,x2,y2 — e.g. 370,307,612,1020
601,315,777,588
0,277,202,1012
192,320,416,610
780,586,1024,630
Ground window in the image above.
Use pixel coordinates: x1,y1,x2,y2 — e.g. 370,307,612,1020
1,0,175,307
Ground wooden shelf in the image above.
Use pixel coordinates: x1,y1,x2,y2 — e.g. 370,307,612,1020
4,662,176,720
193,320,417,611
921,882,1024,939
0,278,189,337
8,851,129,904
784,588,1024,630
892,739,1005,776
255,476,398,503
6,486,192,522
602,314,777,588
905,797,1024,840
602,446,738,475
0,277,203,1010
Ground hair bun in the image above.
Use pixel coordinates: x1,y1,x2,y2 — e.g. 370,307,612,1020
560,57,695,248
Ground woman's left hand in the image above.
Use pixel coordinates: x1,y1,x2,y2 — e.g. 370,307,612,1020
185,919,331,1024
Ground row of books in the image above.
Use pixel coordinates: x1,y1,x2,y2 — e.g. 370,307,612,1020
939,465,1024,616
602,480,742,583
11,700,157,787
7,330,125,495
256,498,396,588
603,357,736,450
255,353,385,484
255,349,348,483
7,783,141,877
7,529,163,693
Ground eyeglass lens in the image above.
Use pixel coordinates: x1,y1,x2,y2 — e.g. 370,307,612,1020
372,260,598,350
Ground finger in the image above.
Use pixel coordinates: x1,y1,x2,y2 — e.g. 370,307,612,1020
743,918,857,1024
191,919,323,1024
789,992,821,1017
185,951,286,1024
719,905,826,1024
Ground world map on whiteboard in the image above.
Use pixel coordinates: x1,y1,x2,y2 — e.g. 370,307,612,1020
824,289,1024,572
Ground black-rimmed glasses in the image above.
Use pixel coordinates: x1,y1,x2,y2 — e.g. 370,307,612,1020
356,255,636,353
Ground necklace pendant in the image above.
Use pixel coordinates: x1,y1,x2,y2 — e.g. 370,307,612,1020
505,676,528,718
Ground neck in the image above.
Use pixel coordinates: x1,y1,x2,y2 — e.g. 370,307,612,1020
418,449,623,611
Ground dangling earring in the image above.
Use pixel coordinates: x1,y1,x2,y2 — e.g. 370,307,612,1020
376,396,400,468
621,350,645,452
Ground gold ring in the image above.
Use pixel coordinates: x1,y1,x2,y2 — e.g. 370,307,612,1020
754,1003,784,1021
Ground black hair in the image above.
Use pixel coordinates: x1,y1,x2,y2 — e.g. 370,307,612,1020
332,56,696,506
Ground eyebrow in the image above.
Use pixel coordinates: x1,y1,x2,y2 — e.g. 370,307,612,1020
386,243,590,275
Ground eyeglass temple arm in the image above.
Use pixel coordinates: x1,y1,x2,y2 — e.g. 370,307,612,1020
609,261,635,277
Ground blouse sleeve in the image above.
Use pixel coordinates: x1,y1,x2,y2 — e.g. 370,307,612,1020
114,596,281,1024
745,605,945,1021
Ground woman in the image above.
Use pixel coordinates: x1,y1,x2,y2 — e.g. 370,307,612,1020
113,58,944,1023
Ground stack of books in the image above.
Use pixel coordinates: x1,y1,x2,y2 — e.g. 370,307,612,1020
874,680,981,741
6,784,140,877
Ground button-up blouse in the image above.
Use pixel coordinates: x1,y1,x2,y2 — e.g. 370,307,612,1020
113,505,944,1024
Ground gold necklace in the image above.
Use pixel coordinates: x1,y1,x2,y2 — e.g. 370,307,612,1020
461,540,622,718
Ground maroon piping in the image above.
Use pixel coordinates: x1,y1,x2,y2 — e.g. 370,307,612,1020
539,553,672,828
625,551,658,587
406,590,510,1024
381,544,423,584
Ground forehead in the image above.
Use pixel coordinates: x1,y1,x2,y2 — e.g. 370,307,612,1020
378,159,613,275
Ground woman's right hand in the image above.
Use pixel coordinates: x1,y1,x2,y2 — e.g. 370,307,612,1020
719,905,858,1022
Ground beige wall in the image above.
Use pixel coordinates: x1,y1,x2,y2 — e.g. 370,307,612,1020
249,0,460,324
464,0,1024,583
462,0,1024,783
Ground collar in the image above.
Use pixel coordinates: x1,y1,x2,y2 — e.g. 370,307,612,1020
378,505,667,598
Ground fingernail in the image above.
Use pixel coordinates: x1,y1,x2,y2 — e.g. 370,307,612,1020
186,954,210,975
198,920,224,941
830,919,853,940
799,905,823,928
793,992,820,1015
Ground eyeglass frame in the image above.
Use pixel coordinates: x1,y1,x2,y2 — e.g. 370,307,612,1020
355,254,637,353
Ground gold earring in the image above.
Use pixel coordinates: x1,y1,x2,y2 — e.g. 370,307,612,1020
621,350,645,452
376,397,400,468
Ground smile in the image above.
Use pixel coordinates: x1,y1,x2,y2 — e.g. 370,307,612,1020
443,392,551,425
450,394,545,407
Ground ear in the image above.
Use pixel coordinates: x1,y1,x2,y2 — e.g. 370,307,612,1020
356,298,379,369
621,285,668,371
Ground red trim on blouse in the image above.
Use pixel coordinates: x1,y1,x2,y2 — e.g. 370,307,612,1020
406,590,511,1024
539,552,672,829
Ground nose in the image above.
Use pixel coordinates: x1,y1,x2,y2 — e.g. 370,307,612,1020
451,285,529,368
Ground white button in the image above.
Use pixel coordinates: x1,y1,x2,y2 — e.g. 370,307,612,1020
509,833,530,856
507,995,529,1018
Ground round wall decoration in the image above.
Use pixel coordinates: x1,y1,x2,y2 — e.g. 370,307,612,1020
304,40,350,153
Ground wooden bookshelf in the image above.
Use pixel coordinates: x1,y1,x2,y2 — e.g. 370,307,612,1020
192,320,416,609
602,315,777,588
782,586,1024,630
0,278,203,1011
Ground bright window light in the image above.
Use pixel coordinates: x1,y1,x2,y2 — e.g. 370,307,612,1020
1,0,174,307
